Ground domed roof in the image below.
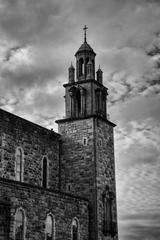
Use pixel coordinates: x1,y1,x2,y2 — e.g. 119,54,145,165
75,41,96,56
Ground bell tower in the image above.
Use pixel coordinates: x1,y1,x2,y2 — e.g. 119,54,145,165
56,27,118,240
65,26,108,120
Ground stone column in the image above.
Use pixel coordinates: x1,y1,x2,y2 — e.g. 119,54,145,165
99,90,102,113
80,88,86,116
69,91,75,118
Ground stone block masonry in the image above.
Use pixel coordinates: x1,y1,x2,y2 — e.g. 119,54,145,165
57,115,118,240
0,178,89,240
0,108,60,190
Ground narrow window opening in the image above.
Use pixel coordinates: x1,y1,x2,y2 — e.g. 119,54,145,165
103,187,114,236
66,183,72,192
82,137,88,146
42,157,48,188
79,58,84,76
15,147,24,182
85,57,89,77
99,139,102,146
15,209,25,240
45,214,55,240
71,218,79,240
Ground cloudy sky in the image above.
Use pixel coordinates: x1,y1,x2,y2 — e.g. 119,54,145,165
0,0,160,239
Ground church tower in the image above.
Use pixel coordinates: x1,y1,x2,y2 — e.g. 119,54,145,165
56,26,118,240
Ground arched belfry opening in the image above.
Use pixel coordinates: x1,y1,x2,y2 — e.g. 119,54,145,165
79,58,84,77
68,86,86,118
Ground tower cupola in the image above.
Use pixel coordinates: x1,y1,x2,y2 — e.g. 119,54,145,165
75,25,96,81
62,26,108,120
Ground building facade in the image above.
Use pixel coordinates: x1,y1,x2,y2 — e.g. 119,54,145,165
0,30,118,240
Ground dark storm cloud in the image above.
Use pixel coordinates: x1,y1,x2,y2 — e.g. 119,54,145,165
0,0,62,43
108,70,160,105
1,59,62,89
3,45,23,62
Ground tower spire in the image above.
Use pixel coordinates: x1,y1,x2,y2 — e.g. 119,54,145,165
83,25,88,43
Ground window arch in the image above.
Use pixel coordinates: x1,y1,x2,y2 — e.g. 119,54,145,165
15,147,24,182
42,156,48,188
45,213,55,240
102,186,114,236
71,218,79,240
79,58,84,76
15,208,26,240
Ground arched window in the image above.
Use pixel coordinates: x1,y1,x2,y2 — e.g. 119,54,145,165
104,197,112,234
15,147,24,182
71,218,79,240
15,208,25,240
102,186,114,236
42,157,48,188
79,58,84,76
45,214,55,240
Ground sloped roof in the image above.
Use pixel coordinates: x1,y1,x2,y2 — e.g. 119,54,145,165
75,41,96,56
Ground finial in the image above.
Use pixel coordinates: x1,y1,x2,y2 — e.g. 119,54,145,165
97,65,102,72
69,62,74,69
83,25,88,43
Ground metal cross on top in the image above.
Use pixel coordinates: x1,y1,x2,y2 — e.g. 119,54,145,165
83,25,88,42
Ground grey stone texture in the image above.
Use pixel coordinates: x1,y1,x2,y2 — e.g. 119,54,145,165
0,109,60,189
95,118,118,240
0,109,89,240
0,178,88,240
57,116,118,240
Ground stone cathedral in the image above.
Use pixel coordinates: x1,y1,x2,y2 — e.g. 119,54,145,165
0,27,118,240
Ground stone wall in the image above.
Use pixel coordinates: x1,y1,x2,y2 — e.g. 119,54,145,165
0,178,89,240
58,117,96,198
58,117,97,240
0,109,60,190
57,116,118,240
95,118,118,240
